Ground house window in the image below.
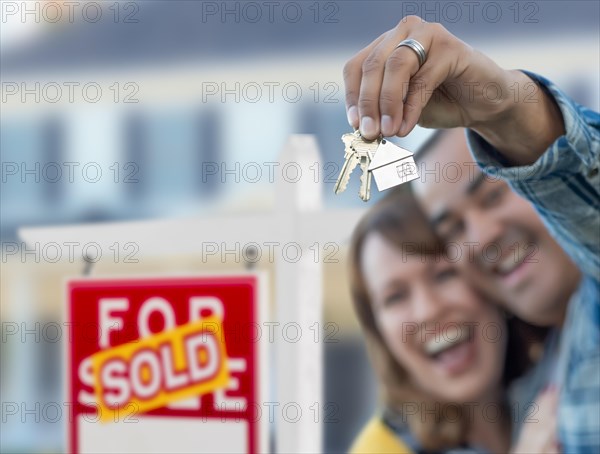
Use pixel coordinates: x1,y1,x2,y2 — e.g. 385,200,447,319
123,108,223,216
0,116,64,239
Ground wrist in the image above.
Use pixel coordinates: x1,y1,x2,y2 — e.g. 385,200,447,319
468,69,524,131
470,71,565,165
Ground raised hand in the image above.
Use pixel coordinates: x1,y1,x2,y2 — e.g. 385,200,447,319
343,16,564,164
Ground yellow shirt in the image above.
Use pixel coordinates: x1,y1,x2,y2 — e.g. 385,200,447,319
349,417,413,453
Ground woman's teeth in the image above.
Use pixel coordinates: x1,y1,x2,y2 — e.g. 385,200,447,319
424,325,470,357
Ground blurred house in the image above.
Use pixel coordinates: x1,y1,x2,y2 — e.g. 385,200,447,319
3,0,598,240
1,1,598,453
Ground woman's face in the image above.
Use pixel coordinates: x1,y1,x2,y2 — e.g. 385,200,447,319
361,232,507,403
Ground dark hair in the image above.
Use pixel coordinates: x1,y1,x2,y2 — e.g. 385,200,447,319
349,186,547,450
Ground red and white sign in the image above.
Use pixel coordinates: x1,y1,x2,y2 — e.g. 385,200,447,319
66,274,267,454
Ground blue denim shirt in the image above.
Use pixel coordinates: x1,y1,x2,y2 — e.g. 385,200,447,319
467,71,600,453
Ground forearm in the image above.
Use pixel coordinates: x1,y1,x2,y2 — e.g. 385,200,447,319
470,70,566,166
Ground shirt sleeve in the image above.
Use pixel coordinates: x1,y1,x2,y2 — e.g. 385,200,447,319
466,71,600,282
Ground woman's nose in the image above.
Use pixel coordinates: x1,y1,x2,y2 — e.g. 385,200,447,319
411,285,443,325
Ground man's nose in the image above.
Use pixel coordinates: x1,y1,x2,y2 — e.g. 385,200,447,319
464,209,504,257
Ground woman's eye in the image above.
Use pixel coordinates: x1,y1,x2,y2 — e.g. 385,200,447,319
383,291,407,306
434,268,457,283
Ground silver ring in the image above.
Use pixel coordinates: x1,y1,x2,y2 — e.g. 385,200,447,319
395,38,427,68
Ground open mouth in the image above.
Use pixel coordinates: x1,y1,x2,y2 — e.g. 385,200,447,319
494,242,535,276
424,325,475,375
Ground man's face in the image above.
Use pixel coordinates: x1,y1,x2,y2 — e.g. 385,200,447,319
413,129,580,326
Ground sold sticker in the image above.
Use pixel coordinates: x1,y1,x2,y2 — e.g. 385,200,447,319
91,317,229,422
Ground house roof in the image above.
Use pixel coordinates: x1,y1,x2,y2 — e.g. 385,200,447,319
368,140,413,171
3,1,595,74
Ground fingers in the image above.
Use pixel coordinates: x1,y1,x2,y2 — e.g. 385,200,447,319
343,18,467,139
512,385,560,454
343,32,388,129
538,385,560,409
537,386,560,452
379,33,431,136
357,35,409,139
399,53,449,136
344,16,425,139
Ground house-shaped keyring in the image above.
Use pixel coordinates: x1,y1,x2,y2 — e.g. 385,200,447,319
368,139,420,191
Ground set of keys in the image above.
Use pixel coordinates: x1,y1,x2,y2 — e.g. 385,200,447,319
334,130,419,202
334,130,378,201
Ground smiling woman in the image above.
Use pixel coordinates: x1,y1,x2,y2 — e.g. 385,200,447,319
348,188,547,453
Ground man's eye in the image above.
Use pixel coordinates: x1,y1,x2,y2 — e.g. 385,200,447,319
481,186,506,208
440,220,464,240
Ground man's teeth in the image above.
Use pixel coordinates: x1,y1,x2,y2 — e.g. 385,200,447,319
424,326,470,357
496,245,529,274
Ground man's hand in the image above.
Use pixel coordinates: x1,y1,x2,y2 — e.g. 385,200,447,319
512,386,561,454
343,16,565,164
